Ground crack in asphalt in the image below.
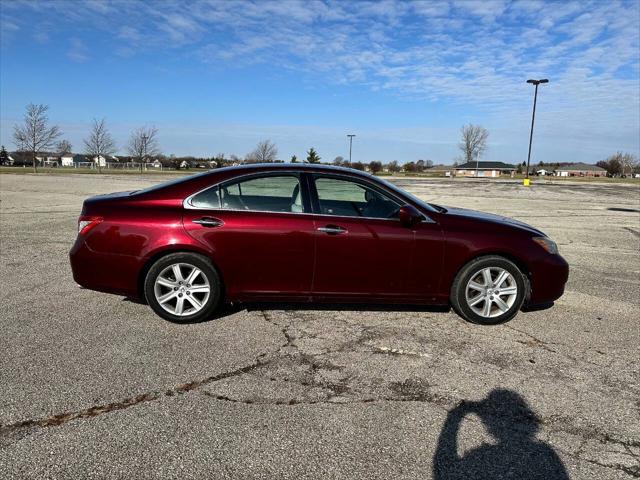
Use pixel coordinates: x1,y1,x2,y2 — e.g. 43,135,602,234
0,322,285,447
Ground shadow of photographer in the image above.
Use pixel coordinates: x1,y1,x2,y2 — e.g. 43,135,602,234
434,389,569,480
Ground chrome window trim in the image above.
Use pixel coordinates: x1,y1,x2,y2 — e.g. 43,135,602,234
182,169,435,224
183,170,303,211
310,172,435,223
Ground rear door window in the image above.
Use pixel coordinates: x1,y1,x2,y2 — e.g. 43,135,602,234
191,175,304,213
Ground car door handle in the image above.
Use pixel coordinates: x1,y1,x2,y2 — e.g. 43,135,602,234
192,217,224,228
317,225,347,235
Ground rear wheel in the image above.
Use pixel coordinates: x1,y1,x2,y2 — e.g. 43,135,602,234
144,252,221,323
450,256,526,325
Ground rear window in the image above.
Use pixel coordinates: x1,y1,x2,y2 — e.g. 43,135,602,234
132,171,212,196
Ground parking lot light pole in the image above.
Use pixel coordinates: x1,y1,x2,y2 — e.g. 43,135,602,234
347,134,356,163
525,78,548,185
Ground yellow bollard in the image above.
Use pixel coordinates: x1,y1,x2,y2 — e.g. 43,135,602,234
523,178,530,186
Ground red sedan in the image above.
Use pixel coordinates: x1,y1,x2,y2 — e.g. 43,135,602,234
70,164,568,325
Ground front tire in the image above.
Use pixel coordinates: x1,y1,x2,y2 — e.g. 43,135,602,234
144,252,221,323
450,255,526,325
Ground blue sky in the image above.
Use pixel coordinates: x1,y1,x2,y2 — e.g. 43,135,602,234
1,0,638,164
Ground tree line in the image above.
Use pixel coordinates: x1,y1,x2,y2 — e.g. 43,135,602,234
5,104,637,175
10,103,161,173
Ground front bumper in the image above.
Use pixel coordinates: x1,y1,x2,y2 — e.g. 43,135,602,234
526,253,569,306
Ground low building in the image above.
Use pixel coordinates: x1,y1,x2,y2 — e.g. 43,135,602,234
554,163,607,177
454,161,516,178
61,154,74,167
536,168,551,176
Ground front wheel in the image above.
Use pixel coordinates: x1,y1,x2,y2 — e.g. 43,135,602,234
450,256,526,325
144,252,221,323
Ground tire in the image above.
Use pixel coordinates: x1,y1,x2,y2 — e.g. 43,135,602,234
450,255,526,325
144,252,222,323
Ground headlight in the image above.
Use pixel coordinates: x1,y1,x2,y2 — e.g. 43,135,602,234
533,236,558,254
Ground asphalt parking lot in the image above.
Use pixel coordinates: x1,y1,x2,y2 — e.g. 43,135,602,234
1,173,638,479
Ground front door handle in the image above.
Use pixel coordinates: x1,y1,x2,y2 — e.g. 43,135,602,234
192,217,224,228
317,224,347,235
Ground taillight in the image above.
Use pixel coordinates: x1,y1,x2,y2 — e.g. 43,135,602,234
78,216,103,235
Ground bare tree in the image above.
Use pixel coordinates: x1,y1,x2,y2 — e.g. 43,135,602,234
598,152,639,177
12,103,61,172
127,127,160,172
459,124,489,164
386,161,401,173
333,156,345,166
56,139,72,156
248,139,278,163
369,161,383,174
84,118,116,174
621,152,638,176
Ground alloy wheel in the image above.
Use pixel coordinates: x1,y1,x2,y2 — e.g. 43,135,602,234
465,267,518,318
153,263,210,317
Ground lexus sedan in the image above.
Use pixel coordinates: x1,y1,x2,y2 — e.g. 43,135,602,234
70,164,568,325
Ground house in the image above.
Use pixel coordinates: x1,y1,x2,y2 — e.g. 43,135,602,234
151,159,163,168
61,154,74,167
73,154,91,166
454,161,516,178
8,152,31,166
536,168,551,176
36,154,60,166
554,163,607,177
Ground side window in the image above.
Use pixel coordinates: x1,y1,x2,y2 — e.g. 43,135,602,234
220,175,304,213
314,177,400,218
190,186,221,209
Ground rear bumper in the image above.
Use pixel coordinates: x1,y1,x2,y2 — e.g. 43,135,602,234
526,254,569,306
69,237,142,298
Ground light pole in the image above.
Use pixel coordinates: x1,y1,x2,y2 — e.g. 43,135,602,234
140,133,148,173
525,78,548,184
347,134,356,163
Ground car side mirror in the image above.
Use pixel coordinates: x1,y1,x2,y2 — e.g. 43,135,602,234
398,204,422,227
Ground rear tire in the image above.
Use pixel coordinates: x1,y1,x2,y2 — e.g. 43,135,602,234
144,252,221,323
450,255,526,325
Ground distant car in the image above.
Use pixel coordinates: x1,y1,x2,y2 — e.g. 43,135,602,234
70,164,568,324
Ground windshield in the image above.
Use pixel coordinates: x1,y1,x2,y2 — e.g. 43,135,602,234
374,176,439,213
132,171,213,195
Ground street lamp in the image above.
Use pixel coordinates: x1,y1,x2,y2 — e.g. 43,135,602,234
140,133,148,173
347,134,356,163
525,78,548,184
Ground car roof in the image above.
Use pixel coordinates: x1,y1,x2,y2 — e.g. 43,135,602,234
210,162,372,176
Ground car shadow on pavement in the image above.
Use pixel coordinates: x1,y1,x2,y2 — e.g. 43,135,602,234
244,302,451,315
433,389,569,480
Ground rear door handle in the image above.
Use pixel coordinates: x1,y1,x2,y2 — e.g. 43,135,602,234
192,217,224,228
317,224,347,235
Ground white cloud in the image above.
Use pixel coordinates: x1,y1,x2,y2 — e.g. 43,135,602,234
67,37,89,62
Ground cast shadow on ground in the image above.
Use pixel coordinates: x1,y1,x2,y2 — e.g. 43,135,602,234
433,389,569,480
123,296,553,323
